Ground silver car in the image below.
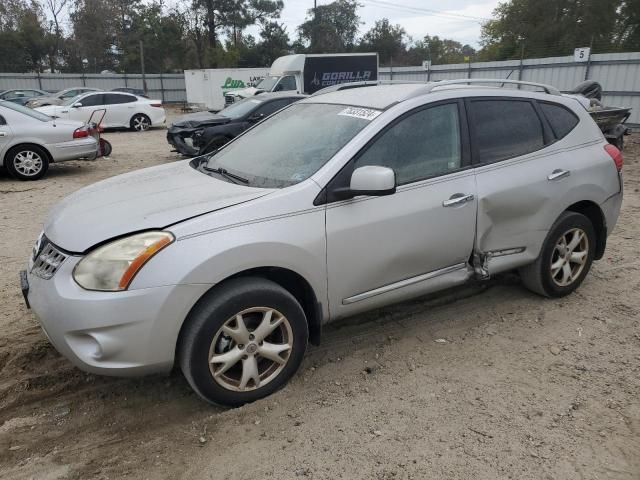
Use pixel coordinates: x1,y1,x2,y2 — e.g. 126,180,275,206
1,101,98,180
26,87,101,108
22,80,623,406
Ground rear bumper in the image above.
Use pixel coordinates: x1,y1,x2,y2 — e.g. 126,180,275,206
601,180,623,236
47,138,99,161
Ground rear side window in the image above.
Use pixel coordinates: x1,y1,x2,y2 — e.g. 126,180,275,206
104,93,136,104
540,103,579,139
468,100,544,163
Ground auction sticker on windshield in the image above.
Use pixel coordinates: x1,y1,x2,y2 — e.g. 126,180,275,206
338,107,381,121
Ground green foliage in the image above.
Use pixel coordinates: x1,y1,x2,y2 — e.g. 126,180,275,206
359,19,406,66
297,0,361,53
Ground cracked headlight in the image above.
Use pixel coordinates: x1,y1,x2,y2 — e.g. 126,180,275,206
73,231,174,291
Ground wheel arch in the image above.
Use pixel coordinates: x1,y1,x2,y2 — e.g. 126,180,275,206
4,142,54,165
175,266,323,363
565,200,607,260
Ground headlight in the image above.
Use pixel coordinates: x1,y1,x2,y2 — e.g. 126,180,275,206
73,231,174,291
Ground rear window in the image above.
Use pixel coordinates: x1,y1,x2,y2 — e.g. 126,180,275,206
468,99,544,163
540,103,579,139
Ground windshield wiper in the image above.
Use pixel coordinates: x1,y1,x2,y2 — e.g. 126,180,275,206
201,165,250,184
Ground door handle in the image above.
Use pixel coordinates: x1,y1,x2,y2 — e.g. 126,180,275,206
547,169,570,181
443,193,474,207
0,132,6,137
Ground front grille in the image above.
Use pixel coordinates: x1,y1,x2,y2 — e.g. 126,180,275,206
31,238,67,280
224,95,235,106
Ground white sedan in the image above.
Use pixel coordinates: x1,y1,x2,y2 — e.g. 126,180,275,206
36,91,166,131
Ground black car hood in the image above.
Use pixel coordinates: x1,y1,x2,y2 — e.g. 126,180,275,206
170,112,232,130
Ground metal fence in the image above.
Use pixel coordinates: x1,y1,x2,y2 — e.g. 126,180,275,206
380,52,640,124
1,51,639,122
0,73,186,103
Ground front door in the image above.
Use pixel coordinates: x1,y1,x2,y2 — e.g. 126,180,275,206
325,101,477,318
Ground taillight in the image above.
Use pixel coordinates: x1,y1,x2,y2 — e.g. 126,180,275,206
150,103,162,108
604,144,623,172
73,127,89,139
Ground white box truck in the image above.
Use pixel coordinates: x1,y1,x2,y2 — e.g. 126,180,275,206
223,53,379,106
184,68,270,111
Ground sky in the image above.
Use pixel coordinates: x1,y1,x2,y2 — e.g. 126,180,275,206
245,0,503,48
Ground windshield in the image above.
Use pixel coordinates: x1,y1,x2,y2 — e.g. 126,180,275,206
220,97,263,119
0,100,52,121
255,76,280,91
202,103,376,188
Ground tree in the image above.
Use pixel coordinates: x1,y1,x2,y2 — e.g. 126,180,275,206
480,0,622,60
0,0,49,72
69,0,119,72
297,0,361,53
408,35,475,65
256,21,290,65
43,0,69,72
359,18,406,66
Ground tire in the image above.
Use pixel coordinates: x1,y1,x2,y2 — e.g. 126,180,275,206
179,277,309,407
4,145,49,180
100,139,112,157
130,113,151,132
519,211,596,297
201,135,231,155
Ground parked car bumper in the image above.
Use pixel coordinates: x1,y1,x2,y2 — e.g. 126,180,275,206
167,128,199,156
24,253,211,377
47,137,99,161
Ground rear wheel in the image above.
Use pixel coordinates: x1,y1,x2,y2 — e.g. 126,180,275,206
179,277,308,407
5,145,49,180
519,211,595,297
130,113,151,132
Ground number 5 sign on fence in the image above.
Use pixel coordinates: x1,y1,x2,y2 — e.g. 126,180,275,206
574,47,591,62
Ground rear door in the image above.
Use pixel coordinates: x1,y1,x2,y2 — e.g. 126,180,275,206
0,112,12,159
468,97,589,274
103,93,137,127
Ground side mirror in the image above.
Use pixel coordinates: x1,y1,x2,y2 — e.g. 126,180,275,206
332,166,396,200
72,102,83,108
248,112,265,122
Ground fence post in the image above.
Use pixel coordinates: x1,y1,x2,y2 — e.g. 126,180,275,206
81,71,86,87
467,57,472,79
518,42,525,88
159,73,165,102
36,71,43,90
584,36,594,81
124,72,128,87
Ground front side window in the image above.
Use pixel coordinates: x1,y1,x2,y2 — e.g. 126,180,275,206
77,94,104,107
203,103,374,188
468,99,544,163
274,76,297,92
353,103,462,185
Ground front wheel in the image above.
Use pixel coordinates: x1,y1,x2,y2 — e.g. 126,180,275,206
179,277,308,407
519,211,596,297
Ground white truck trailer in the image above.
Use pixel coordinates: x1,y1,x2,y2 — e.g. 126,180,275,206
184,68,270,111
223,53,379,106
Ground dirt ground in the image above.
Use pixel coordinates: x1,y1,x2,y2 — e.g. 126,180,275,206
0,110,639,480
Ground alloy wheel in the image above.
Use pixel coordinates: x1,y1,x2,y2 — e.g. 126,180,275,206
13,150,43,177
132,115,150,131
208,307,293,392
550,227,589,287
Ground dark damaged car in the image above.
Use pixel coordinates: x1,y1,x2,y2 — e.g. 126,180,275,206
167,93,306,156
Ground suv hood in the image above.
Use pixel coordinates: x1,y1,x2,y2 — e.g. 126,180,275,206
170,112,231,130
44,161,273,252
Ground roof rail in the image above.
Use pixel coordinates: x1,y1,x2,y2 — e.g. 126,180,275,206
413,78,561,96
311,80,423,96
311,78,561,97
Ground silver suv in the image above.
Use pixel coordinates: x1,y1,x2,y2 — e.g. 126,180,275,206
22,79,623,406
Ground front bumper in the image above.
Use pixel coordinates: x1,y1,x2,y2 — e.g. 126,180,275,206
167,129,199,156
24,255,211,377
